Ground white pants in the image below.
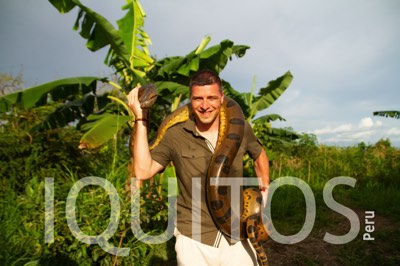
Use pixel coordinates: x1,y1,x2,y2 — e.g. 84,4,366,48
174,229,259,266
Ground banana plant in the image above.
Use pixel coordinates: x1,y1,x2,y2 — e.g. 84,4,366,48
0,0,297,151
223,71,300,146
47,0,155,148
0,0,154,149
0,76,111,135
49,0,153,85
0,0,252,150
78,36,251,148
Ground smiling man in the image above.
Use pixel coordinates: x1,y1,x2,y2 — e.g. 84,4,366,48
189,74,224,149
128,70,270,265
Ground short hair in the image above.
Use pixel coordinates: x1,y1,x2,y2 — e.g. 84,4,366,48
189,69,223,94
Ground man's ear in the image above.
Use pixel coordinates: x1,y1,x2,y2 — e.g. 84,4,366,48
220,91,225,104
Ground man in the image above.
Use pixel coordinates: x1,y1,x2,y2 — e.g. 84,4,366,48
128,70,270,265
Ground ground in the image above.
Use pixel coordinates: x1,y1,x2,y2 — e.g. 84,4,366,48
266,210,400,266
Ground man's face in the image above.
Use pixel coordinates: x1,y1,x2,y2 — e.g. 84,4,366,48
190,83,224,126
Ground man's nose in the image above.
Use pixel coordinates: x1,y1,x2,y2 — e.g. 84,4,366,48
200,99,210,110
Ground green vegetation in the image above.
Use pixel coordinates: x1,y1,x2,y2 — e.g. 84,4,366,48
1,116,399,265
265,136,400,265
373,110,400,119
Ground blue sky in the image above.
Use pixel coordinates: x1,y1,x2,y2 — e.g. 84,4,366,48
1,0,399,146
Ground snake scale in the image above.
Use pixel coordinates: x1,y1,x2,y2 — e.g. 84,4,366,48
136,84,269,266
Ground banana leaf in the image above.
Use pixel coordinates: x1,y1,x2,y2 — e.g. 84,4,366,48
248,71,293,120
79,112,131,149
253,114,286,124
221,80,251,118
117,0,153,67
49,0,129,61
153,39,250,83
0,76,103,112
373,111,400,119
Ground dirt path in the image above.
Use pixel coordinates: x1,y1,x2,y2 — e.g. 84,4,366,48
265,210,399,265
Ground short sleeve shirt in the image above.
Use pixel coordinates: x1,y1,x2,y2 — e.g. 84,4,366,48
151,117,263,246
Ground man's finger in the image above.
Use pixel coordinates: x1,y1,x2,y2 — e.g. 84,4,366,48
128,86,140,106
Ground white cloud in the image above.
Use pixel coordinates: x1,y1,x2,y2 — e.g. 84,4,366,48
358,117,382,129
312,117,384,136
311,117,400,146
313,124,353,135
387,127,400,136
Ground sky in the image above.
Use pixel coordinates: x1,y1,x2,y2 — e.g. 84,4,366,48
1,0,399,146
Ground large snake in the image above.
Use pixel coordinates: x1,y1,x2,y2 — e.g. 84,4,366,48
136,84,269,266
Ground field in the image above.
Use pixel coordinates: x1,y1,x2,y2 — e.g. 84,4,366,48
1,123,399,265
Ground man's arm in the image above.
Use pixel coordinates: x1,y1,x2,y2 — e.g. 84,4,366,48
254,148,270,206
128,87,164,180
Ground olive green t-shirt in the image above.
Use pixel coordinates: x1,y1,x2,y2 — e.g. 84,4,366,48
151,117,263,246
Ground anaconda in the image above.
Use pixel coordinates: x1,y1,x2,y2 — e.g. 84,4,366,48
135,85,269,266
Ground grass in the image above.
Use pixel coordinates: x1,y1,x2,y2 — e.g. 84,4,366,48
337,228,400,266
265,178,400,265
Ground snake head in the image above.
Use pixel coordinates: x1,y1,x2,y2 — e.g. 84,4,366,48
138,83,158,109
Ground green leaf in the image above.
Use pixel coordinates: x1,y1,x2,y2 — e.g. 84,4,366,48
49,0,76,13
221,80,250,118
156,81,189,97
78,3,129,57
50,0,130,63
32,94,97,131
0,76,103,111
253,123,300,146
154,56,188,80
195,36,211,54
79,112,131,149
249,71,293,120
373,110,400,119
269,127,300,140
117,0,153,69
199,40,250,73
253,114,286,124
152,39,250,84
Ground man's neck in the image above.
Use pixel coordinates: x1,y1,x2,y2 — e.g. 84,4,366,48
195,114,219,133
195,117,219,148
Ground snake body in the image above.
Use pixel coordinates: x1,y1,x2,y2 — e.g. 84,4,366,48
138,86,269,265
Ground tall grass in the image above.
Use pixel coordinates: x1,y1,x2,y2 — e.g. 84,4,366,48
268,139,399,189
266,138,400,228
263,138,400,265
0,126,174,265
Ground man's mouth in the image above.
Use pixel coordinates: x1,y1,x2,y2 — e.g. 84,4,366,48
200,111,212,116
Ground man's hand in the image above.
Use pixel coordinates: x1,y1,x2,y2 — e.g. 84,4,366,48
127,86,146,119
